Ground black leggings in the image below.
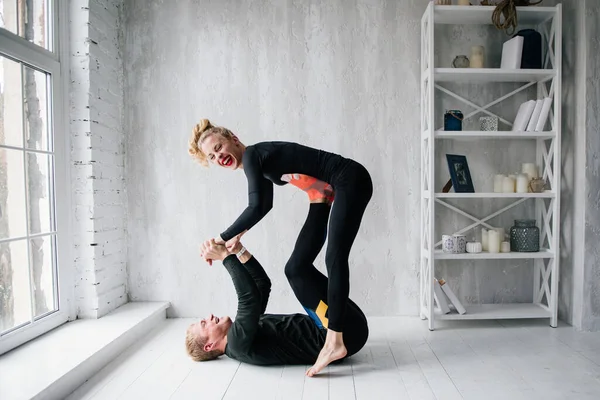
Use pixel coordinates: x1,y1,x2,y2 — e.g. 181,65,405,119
285,200,370,355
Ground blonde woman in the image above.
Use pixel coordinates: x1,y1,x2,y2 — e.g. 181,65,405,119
189,119,373,376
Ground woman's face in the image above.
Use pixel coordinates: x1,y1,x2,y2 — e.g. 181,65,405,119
201,134,243,170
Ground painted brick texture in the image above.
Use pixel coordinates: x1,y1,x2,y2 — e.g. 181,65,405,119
70,0,127,319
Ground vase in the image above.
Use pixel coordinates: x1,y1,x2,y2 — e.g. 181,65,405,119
452,55,470,68
510,219,540,252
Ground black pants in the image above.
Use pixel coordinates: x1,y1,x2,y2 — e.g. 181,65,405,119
285,201,370,357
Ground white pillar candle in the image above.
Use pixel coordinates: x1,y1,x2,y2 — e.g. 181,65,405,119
488,230,500,253
481,228,489,252
494,174,505,193
501,241,511,253
516,173,529,193
502,176,515,193
522,163,539,180
494,228,505,242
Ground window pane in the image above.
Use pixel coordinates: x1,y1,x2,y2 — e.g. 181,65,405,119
23,65,49,152
31,234,55,318
0,239,31,333
0,0,18,37
0,147,27,240
0,1,50,50
0,55,24,148
26,152,51,235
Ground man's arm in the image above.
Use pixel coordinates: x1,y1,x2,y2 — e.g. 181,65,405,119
236,248,271,315
222,254,263,355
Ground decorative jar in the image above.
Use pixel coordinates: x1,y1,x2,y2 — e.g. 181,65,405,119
510,219,540,252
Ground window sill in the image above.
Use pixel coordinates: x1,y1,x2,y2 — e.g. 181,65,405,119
0,301,170,400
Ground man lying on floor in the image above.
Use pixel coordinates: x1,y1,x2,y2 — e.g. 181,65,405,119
185,216,368,374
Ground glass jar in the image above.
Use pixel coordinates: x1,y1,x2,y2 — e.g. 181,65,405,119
510,219,539,252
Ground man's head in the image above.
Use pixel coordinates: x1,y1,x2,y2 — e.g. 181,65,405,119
185,313,232,361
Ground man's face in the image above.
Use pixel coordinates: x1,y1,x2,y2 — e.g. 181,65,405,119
192,313,232,351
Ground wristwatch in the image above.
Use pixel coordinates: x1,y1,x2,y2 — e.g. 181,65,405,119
236,246,246,258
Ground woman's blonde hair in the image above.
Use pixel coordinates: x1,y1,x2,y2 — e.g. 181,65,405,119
185,324,223,362
189,119,235,167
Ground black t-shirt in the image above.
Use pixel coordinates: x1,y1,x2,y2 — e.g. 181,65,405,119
220,141,351,241
222,254,326,365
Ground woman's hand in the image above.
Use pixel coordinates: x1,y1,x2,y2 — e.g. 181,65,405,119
214,235,225,245
200,239,229,263
225,231,246,251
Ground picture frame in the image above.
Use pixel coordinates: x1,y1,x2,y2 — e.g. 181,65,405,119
446,154,475,193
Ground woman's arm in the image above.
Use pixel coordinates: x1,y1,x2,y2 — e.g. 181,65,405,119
220,147,273,241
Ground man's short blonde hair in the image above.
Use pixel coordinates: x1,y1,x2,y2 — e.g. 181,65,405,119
185,324,223,362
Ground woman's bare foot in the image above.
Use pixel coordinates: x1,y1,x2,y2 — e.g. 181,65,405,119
306,330,347,377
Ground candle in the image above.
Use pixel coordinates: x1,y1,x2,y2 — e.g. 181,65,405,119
502,176,515,193
481,228,489,251
494,174,505,193
522,163,539,180
516,173,529,193
494,228,505,241
488,230,500,253
470,46,484,68
501,241,511,253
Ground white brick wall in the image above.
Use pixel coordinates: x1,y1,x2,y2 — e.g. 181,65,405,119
70,0,127,319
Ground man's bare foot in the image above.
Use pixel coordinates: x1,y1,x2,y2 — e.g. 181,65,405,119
306,330,347,377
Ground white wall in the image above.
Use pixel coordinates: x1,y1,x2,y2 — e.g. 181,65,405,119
123,0,426,318
70,0,127,318
121,0,600,327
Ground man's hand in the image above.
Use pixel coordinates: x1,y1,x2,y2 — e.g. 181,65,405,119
200,239,230,263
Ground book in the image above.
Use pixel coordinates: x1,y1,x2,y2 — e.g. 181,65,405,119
535,97,553,131
433,279,451,314
512,100,536,131
438,278,467,315
526,99,544,131
501,36,524,69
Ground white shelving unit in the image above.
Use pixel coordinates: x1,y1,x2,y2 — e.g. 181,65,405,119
420,4,562,330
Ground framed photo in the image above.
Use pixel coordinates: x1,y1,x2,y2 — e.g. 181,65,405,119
446,154,475,193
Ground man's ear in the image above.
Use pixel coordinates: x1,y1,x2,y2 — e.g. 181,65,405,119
203,342,214,352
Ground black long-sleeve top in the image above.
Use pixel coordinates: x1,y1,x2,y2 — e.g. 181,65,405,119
219,141,350,241
223,255,326,365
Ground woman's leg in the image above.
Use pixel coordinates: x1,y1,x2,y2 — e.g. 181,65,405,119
307,163,373,377
284,203,331,318
285,203,369,361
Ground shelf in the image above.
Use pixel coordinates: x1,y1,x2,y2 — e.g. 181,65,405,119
432,5,557,25
431,68,556,83
432,303,551,320
434,130,556,140
434,192,555,199
433,249,554,260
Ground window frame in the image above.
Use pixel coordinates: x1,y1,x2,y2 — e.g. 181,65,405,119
0,0,73,356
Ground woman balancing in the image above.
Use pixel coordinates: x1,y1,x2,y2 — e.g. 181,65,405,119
188,119,373,376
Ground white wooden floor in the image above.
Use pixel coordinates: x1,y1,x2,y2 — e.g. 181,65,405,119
66,317,600,400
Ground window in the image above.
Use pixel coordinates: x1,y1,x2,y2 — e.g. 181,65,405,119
0,0,70,355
